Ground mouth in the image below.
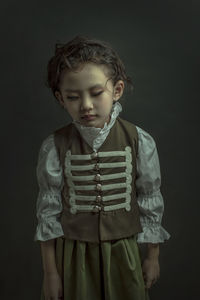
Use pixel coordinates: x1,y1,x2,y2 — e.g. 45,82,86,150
81,114,97,121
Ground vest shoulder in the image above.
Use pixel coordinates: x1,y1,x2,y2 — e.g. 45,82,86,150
117,117,137,131
54,122,74,136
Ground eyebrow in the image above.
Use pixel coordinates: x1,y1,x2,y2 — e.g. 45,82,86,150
64,84,104,93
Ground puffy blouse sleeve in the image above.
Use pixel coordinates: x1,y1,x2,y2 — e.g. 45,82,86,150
135,126,171,244
34,134,64,242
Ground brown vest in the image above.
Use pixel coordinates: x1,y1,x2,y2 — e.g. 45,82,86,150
54,117,142,243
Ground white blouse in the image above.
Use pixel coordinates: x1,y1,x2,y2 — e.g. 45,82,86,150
34,102,170,244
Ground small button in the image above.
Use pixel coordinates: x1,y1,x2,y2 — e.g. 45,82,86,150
95,174,101,181
96,195,102,202
94,164,100,171
96,183,102,191
91,152,98,159
93,205,101,212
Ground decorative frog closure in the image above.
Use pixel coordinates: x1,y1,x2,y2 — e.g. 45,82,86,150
64,146,132,214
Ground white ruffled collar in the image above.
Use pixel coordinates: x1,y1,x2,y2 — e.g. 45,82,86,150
72,101,122,151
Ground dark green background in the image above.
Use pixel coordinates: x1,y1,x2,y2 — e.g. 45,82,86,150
1,0,199,299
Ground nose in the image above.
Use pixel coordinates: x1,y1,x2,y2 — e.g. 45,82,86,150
80,96,93,111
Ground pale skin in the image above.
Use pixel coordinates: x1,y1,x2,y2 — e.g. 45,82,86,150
41,62,160,299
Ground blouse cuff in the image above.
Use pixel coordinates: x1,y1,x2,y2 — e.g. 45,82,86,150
34,191,64,241
136,189,171,243
34,217,64,241
136,224,171,243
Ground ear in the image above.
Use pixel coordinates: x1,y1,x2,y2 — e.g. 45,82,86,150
113,80,124,101
55,90,64,106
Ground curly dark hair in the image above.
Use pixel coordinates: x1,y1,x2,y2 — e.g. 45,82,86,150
46,34,134,97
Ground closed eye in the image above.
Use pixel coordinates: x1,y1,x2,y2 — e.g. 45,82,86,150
93,91,103,97
67,91,103,100
67,96,79,100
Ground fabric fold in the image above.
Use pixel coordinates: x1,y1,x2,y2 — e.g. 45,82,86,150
73,101,122,151
135,127,170,243
137,225,171,244
34,218,64,241
34,135,64,241
34,191,64,241
136,189,170,243
40,235,149,299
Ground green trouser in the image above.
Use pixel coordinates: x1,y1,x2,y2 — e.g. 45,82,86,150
40,235,150,300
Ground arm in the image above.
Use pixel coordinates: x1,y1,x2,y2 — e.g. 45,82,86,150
147,243,159,259
135,126,170,288
34,134,64,242
40,239,63,298
40,239,58,274
34,135,64,298
142,243,160,289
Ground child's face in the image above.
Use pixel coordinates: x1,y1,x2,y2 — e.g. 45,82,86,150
55,62,124,128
